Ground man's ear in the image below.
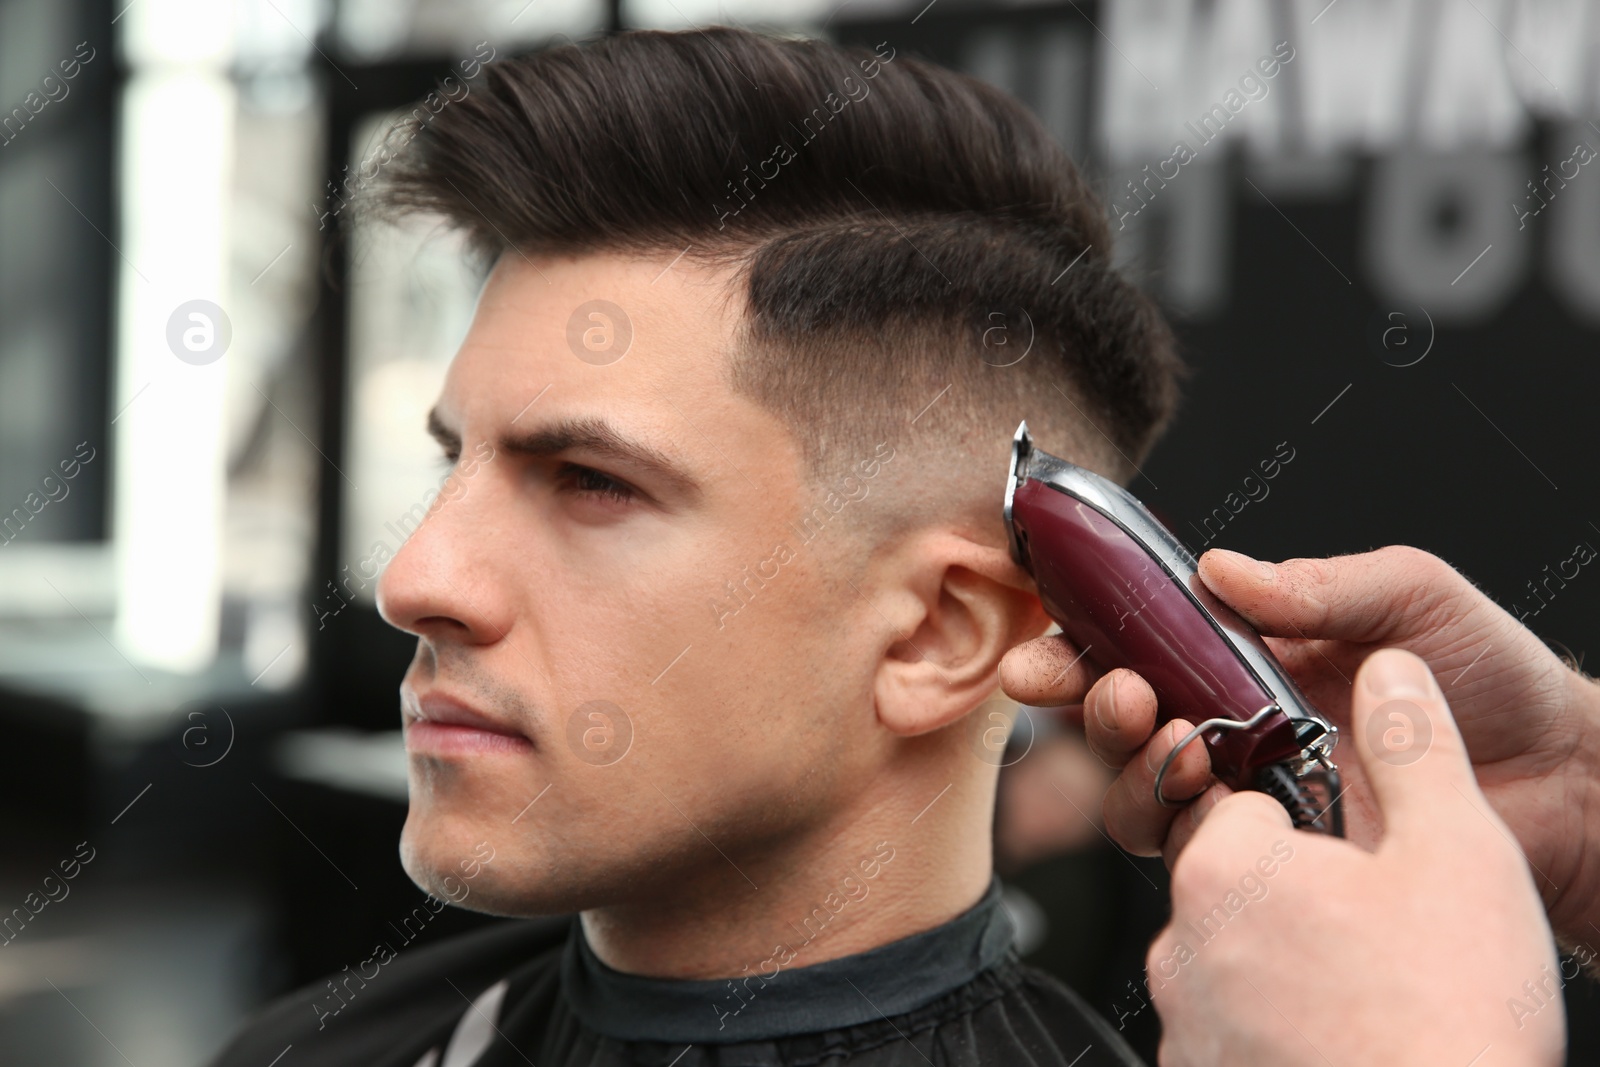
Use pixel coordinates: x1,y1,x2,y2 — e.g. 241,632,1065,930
872,529,1054,737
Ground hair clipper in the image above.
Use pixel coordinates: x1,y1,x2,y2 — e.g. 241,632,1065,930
1002,421,1343,835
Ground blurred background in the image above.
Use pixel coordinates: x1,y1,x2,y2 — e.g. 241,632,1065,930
3,0,1599,1062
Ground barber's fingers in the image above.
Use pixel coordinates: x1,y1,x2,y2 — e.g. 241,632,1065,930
1160,782,1233,870
1101,718,1213,856
1153,789,1295,987
1158,789,1300,930
1082,669,1161,769
1174,787,1294,878
999,632,1097,707
1349,647,1480,845
1197,545,1456,645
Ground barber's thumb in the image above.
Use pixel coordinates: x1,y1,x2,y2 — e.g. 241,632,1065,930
1350,647,1475,837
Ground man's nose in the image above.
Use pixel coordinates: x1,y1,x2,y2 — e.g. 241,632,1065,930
374,471,517,647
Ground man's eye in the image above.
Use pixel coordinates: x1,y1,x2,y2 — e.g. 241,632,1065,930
558,463,635,504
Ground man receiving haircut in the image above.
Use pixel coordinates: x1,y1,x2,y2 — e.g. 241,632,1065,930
210,26,1183,1067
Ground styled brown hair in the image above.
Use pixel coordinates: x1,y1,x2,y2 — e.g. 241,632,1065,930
373,26,1183,498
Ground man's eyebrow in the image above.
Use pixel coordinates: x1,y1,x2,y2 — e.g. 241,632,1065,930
499,414,703,500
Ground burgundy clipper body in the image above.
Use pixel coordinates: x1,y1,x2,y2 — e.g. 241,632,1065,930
1002,421,1343,835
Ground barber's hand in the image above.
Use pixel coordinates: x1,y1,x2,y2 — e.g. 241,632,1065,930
1148,648,1564,1067
997,545,1600,942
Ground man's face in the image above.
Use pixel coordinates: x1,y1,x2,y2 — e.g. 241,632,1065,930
378,252,885,913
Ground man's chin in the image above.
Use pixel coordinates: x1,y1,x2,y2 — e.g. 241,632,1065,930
398,801,731,917
399,814,561,917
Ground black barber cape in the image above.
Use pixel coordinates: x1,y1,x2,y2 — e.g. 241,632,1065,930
207,879,1146,1066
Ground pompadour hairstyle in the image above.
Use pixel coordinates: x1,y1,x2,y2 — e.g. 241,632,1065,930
372,26,1184,493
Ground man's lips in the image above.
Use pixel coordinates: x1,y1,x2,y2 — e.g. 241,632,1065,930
403,692,534,756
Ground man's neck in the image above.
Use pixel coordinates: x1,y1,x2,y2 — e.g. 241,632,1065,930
578,772,996,979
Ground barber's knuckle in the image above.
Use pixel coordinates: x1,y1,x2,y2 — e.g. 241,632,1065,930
1387,545,1469,622
1382,542,1431,567
1282,554,1337,588
1276,556,1338,627
1379,543,1441,583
